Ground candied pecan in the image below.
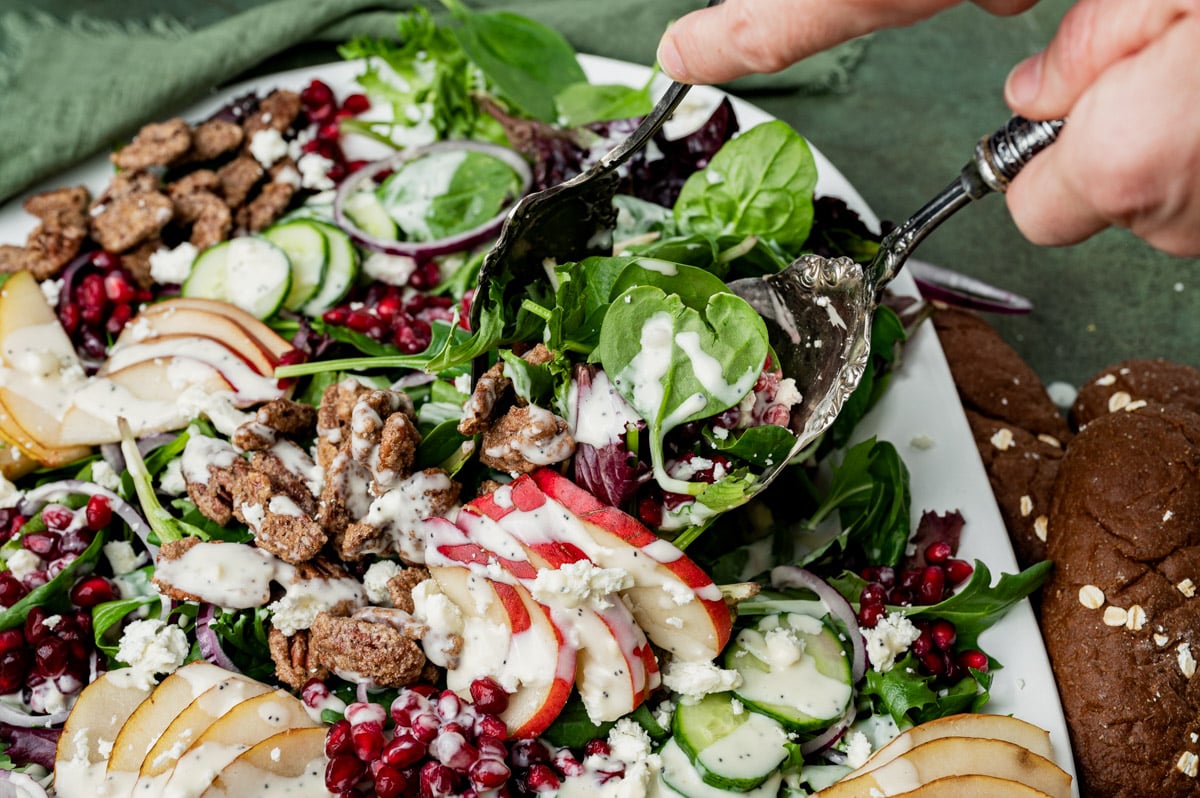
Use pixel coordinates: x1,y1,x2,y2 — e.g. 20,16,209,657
480,405,575,475
23,186,88,220
182,192,232,250
459,360,508,436
376,413,421,489
112,118,192,170
233,469,325,564
268,628,328,690
22,211,87,279
120,238,159,289
95,169,161,207
216,155,264,208
89,191,173,253
387,566,430,614
234,399,317,451
308,613,425,688
150,537,205,602
318,450,374,541
336,469,460,563
242,90,302,141
248,450,319,515
237,180,295,232
190,118,244,162
168,169,220,198
476,479,503,496
0,245,28,275
185,456,249,527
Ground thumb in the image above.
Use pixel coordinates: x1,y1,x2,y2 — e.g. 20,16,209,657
1005,0,1198,117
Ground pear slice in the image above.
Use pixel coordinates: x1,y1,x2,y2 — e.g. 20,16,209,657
54,670,154,798
201,727,329,797
891,774,1054,797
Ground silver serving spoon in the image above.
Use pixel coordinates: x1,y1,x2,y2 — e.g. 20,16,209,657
727,116,1063,490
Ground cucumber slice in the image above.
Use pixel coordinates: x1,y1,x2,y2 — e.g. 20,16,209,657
182,237,291,320
659,739,783,798
299,222,359,317
672,692,789,791
343,190,399,240
263,220,329,311
724,613,853,733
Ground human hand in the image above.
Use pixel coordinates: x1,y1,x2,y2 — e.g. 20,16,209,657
1003,0,1200,256
655,0,1036,85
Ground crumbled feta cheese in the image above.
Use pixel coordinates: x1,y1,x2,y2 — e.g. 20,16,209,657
909,433,935,450
411,579,464,668
5,549,41,581
0,473,22,509
116,619,189,689
158,457,187,496
863,612,921,673
240,502,265,533
530,561,632,611
841,730,873,769
362,252,418,286
249,129,288,168
363,559,402,606
104,540,147,576
608,717,653,762
39,278,63,307
661,660,742,701
267,577,364,637
90,460,123,492
1178,579,1196,598
297,153,336,190
148,242,198,285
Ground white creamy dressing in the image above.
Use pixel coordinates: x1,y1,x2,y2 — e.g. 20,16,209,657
672,330,759,407
659,739,782,798
106,337,281,402
482,404,575,468
618,312,674,422
225,237,292,313
2,320,77,377
734,615,852,719
385,149,468,240
567,369,641,448
266,575,365,637
267,495,303,517
181,435,240,486
361,469,455,563
152,542,285,609
695,711,790,781
269,439,325,496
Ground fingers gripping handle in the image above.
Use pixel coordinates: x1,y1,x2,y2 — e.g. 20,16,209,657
974,116,1065,193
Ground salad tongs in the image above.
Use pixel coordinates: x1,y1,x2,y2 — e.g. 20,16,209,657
469,0,724,381
727,115,1063,491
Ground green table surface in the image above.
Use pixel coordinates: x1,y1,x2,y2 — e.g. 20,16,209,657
3,0,1195,391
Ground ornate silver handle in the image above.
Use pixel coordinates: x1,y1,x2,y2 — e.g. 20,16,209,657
974,116,1065,194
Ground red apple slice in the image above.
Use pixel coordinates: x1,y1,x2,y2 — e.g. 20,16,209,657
474,470,732,662
112,310,278,376
140,297,294,360
427,561,575,739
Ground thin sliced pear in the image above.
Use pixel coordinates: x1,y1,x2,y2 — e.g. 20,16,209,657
814,737,1070,798
140,297,294,359
54,670,155,797
107,662,231,775
891,774,1054,797
201,727,328,797
138,674,270,779
848,713,1054,779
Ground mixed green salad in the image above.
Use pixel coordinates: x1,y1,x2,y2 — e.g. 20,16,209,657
0,3,1051,796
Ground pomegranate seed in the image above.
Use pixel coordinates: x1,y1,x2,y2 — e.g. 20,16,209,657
0,629,24,655
381,732,427,769
924,540,953,564
40,505,75,533
376,294,403,320
468,677,509,715
301,80,335,108
90,251,119,270
103,272,137,304
347,159,369,174
436,690,463,721
374,765,408,798
317,121,342,143
930,619,957,651
33,637,69,678
21,533,56,558
351,720,385,761
391,689,432,727
78,274,108,325
942,652,963,682
554,749,584,777
58,528,93,555
523,764,561,792
410,711,441,743
431,729,476,772
887,588,913,607
510,739,551,768
419,762,459,797
327,162,347,184
106,303,133,336
958,649,990,672
408,684,439,699
898,568,923,591
911,631,933,657
917,566,946,605
302,679,331,708
476,734,507,760
860,565,895,587
584,739,612,758
58,302,80,334
469,758,510,790
342,93,371,114
80,328,108,359
919,650,945,676
69,575,117,608
84,495,112,531
24,608,53,643
324,754,365,792
945,559,974,586
345,309,380,334
346,701,387,727
410,260,441,289
474,714,507,741
393,320,431,353
325,719,353,757
0,574,28,607
0,649,31,694
859,583,887,607
857,603,887,629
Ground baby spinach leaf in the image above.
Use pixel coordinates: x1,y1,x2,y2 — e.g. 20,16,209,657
379,150,523,242
0,532,104,631
439,0,586,123
555,81,653,128
608,260,731,314
674,121,818,251
706,424,798,469
595,285,767,496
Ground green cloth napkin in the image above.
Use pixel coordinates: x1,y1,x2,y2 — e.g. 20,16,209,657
0,0,866,205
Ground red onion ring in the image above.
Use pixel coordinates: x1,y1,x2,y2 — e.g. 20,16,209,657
332,141,533,259
0,703,68,729
19,480,157,558
799,700,857,756
0,769,49,797
770,565,867,683
196,604,240,673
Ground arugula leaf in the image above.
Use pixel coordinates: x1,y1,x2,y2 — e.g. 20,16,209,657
555,81,653,127
906,560,1052,649
276,320,472,378
674,121,818,252
208,607,275,683
439,0,586,123
93,594,160,657
594,285,767,496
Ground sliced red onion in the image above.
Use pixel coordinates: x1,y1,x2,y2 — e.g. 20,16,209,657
799,700,857,756
0,703,68,729
770,566,867,683
19,480,157,558
333,141,532,259
356,681,370,704
0,769,49,797
196,604,240,673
